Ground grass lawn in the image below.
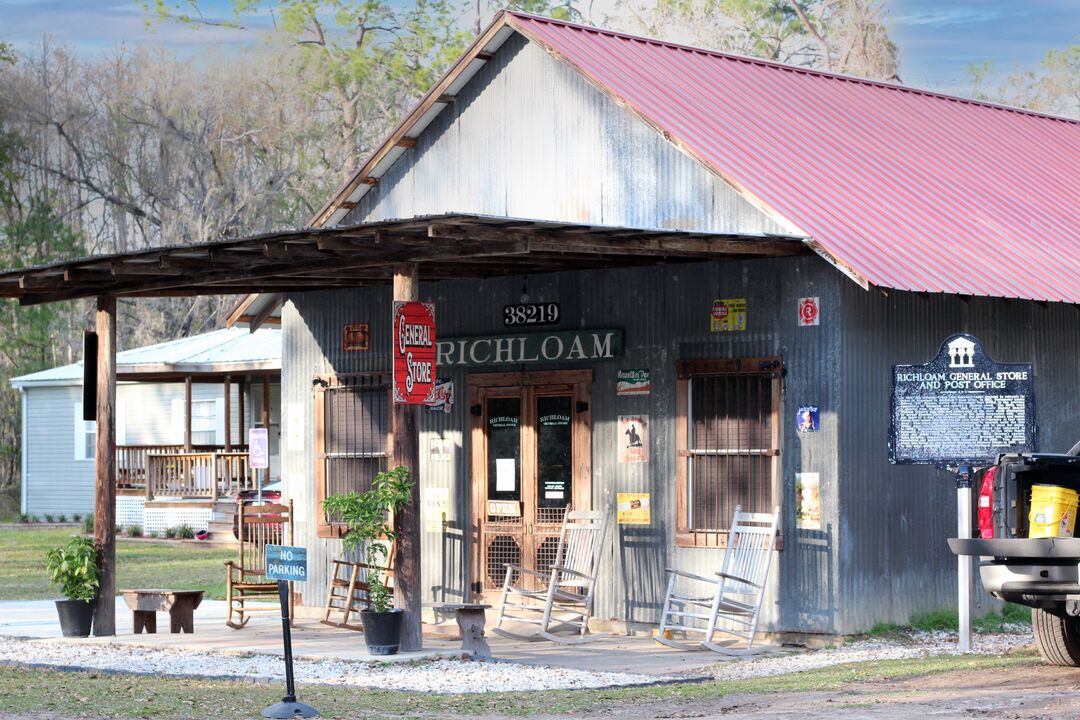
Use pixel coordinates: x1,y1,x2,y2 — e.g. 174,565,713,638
0,653,1038,719
0,527,234,601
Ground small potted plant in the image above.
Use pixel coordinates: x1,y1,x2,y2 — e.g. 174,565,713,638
45,536,99,637
323,465,412,655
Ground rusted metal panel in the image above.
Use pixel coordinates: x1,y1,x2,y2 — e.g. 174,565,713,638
343,35,787,239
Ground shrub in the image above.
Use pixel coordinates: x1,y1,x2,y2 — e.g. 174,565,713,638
127,524,143,538
72,513,81,523
176,523,194,539
82,515,94,534
44,536,99,602
43,514,54,523
28,514,38,523
57,514,67,523
18,513,29,523
146,531,158,539
164,527,177,539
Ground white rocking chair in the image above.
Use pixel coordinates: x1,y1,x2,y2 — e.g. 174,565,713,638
657,506,779,654
492,509,609,644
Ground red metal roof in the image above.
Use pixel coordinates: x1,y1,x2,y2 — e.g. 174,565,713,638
507,13,1080,302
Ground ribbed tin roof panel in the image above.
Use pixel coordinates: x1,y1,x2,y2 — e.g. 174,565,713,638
508,14,1080,302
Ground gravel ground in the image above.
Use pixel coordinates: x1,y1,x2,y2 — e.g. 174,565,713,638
0,628,1035,693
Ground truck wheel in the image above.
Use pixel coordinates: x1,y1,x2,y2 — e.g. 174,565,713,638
1032,607,1080,666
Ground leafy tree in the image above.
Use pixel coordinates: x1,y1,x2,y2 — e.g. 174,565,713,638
969,44,1079,119
145,1,472,172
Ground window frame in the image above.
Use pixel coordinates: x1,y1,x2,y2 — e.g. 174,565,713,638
675,357,783,548
313,372,394,539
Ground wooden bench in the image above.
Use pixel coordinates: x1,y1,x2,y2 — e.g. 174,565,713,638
121,589,204,634
430,603,493,659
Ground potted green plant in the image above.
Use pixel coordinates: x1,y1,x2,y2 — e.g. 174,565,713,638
45,536,99,637
323,465,413,655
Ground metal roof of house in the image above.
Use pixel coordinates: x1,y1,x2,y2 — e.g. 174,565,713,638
11,327,281,387
314,12,1080,303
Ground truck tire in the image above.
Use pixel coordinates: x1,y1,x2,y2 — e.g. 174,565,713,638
1032,607,1080,666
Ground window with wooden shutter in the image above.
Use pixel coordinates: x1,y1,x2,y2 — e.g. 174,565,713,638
676,358,782,547
314,373,393,538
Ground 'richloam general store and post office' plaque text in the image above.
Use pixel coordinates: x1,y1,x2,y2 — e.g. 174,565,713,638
889,333,1036,466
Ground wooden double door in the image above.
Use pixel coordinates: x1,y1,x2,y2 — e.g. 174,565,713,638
469,370,592,600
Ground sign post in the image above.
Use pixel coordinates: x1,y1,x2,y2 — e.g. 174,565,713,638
249,427,269,503
261,544,316,719
890,334,1035,652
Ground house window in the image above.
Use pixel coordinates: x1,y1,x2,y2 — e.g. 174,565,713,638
676,358,782,547
191,400,217,446
314,374,392,538
73,403,95,461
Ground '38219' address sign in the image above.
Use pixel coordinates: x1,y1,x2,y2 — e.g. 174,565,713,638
393,301,436,404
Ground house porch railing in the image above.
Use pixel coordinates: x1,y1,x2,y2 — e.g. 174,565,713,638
116,444,256,500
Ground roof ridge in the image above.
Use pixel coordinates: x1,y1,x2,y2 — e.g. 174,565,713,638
506,11,1080,127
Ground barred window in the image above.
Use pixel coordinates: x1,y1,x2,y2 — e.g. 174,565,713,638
676,358,781,547
314,374,392,537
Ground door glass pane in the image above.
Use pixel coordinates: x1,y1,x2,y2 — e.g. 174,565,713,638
537,395,572,510
486,397,521,503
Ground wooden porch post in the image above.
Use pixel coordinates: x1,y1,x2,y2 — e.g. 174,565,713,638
392,263,422,652
238,376,246,444
93,296,117,636
184,375,192,451
223,375,232,451
262,374,270,487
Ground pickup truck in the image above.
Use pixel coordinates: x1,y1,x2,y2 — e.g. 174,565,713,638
949,449,1080,666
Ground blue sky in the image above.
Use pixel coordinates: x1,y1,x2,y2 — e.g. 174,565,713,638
1,0,1076,97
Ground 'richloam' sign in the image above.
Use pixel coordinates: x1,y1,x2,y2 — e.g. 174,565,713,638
889,333,1036,466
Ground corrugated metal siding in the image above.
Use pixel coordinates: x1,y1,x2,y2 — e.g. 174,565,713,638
507,14,1080,303
343,35,788,238
283,253,842,632
837,286,1080,633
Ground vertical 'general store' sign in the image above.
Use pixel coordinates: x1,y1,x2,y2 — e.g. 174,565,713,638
393,301,436,404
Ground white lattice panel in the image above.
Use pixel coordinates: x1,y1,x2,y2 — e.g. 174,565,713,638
115,497,146,528
144,507,213,535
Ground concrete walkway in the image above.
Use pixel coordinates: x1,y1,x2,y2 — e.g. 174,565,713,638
0,598,742,677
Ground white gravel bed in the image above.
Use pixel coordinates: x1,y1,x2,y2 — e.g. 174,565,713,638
0,635,668,693
710,627,1034,681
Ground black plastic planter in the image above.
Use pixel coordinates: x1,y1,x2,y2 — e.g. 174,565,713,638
360,609,404,655
55,599,94,637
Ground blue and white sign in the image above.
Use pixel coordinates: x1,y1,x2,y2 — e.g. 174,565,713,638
266,544,308,582
249,427,269,470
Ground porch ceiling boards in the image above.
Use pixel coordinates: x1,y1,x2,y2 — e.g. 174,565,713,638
0,214,809,305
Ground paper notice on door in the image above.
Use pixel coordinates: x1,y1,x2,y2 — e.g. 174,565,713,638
495,458,516,492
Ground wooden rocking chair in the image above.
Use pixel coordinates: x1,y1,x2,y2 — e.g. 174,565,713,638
225,499,294,629
657,506,779,654
321,540,395,631
492,509,609,644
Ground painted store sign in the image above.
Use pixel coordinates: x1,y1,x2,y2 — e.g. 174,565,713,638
393,301,437,404
437,329,622,367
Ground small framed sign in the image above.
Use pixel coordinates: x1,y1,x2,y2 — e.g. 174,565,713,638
393,301,436,404
266,544,308,582
249,427,269,469
503,302,560,327
342,323,370,352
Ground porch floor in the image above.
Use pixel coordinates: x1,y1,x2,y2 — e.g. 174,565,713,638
0,598,744,677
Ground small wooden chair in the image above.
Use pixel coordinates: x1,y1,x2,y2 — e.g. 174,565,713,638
225,499,293,629
657,506,779,654
322,540,395,631
492,509,609,644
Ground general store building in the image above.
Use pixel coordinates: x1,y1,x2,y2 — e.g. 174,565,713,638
5,13,1080,638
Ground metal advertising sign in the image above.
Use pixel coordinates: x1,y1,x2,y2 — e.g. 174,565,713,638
249,427,269,470
711,298,747,332
617,493,651,525
889,334,1036,465
266,544,308,582
616,369,650,396
393,301,436,404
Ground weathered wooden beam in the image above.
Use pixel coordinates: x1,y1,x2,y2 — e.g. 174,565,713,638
249,293,284,332
93,295,117,636
395,137,418,148
393,263,422,653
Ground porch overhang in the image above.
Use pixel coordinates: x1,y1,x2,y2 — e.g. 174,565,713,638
0,214,810,306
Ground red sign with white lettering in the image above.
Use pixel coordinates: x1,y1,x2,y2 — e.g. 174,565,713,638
393,301,436,404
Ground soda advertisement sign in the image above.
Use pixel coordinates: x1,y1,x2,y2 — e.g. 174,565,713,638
393,301,436,404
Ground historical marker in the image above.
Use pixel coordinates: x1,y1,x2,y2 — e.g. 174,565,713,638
889,333,1036,466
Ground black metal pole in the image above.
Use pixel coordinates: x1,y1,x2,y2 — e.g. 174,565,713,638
261,581,318,718
279,580,296,703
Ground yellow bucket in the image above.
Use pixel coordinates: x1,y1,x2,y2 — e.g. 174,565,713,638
1029,485,1080,538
